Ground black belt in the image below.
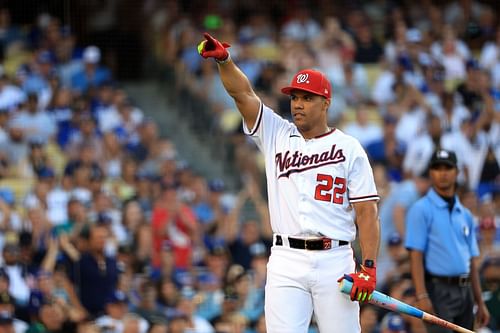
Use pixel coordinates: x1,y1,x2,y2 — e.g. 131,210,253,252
426,273,471,286
274,235,349,250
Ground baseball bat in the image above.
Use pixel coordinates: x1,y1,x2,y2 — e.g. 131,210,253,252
339,279,475,333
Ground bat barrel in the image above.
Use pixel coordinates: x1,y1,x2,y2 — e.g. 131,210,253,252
338,279,475,333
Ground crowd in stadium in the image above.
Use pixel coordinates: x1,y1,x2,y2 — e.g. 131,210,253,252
0,0,497,332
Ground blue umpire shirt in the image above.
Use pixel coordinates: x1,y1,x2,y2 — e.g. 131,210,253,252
405,188,480,276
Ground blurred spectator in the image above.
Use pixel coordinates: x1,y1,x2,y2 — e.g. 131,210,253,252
95,289,149,333
67,223,119,317
402,113,442,179
65,114,103,160
195,271,223,322
0,7,25,60
378,232,410,287
151,182,198,271
132,281,165,327
0,74,25,112
22,51,55,110
366,114,406,182
353,22,384,64
156,277,179,319
433,91,470,134
430,25,470,82
0,291,27,333
25,301,69,333
380,313,407,333
11,93,56,143
226,263,264,324
71,45,111,94
481,255,500,331
175,286,215,333
120,199,151,271
477,196,500,265
441,115,493,192
1,239,30,306
280,6,321,43
341,104,383,148
167,312,189,333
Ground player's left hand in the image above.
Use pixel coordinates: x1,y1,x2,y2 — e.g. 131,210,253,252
338,265,376,303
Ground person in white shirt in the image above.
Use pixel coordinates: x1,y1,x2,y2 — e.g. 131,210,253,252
342,104,383,148
403,114,443,178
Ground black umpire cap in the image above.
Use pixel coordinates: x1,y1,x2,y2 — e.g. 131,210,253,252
428,149,457,169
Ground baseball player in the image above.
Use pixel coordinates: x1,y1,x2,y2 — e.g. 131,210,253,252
198,33,380,333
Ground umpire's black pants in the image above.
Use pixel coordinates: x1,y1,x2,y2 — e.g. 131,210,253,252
425,278,474,333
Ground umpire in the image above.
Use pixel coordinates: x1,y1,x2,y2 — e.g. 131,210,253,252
405,149,490,332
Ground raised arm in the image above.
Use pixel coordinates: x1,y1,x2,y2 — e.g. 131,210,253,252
198,33,261,129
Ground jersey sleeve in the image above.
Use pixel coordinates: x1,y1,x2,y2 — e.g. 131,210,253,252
242,102,292,155
347,141,379,203
404,201,428,251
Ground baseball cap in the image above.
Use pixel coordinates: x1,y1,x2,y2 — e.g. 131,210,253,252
83,46,101,64
466,58,481,71
405,28,422,43
37,50,54,64
249,242,268,258
208,179,225,192
428,149,457,169
105,290,128,305
387,232,403,247
381,313,407,332
281,69,332,99
180,286,196,300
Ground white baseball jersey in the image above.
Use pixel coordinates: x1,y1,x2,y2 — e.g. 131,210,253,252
244,103,379,242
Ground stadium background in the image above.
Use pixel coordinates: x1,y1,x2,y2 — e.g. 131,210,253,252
0,0,496,332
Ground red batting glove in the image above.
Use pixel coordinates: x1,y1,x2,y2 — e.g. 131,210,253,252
198,32,231,61
338,265,376,303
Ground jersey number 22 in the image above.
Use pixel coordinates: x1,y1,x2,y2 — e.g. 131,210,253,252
314,174,346,204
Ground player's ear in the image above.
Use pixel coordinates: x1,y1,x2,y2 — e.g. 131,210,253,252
323,97,330,112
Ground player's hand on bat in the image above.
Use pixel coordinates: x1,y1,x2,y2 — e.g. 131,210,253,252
198,33,231,61
338,265,376,303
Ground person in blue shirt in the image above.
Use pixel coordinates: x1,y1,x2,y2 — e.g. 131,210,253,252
405,149,490,332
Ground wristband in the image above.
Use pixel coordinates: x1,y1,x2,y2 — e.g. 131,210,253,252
215,54,231,65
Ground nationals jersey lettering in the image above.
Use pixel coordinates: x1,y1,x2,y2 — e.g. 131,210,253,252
275,144,346,178
243,103,379,240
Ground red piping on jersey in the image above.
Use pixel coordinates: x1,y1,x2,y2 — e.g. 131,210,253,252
277,160,346,178
248,103,263,136
314,128,336,139
349,194,380,201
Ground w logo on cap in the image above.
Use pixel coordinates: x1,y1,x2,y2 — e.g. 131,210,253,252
296,73,309,84
281,69,332,99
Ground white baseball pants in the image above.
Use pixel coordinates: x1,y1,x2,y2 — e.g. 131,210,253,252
265,244,360,332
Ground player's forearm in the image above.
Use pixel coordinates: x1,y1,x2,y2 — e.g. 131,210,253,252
217,60,260,127
355,202,380,263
